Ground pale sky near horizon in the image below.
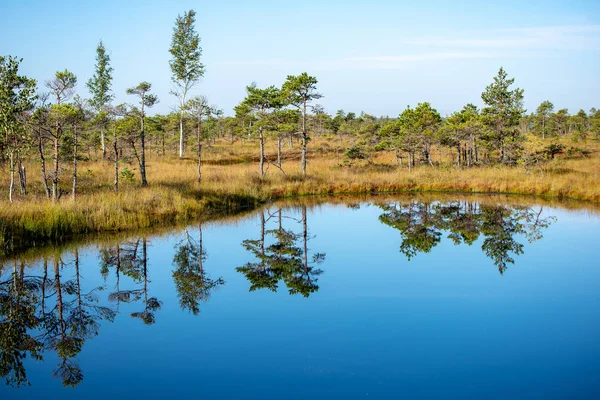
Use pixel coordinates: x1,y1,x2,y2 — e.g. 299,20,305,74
1,0,599,117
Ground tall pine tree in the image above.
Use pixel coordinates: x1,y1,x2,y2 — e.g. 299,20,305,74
481,67,525,164
86,41,114,158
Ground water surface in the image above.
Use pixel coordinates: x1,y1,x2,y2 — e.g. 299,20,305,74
2,195,599,399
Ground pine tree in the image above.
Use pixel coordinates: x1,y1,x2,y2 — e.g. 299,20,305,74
282,73,322,176
481,67,525,164
86,41,114,158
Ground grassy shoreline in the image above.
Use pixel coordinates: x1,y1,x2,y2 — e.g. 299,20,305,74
1,142,599,257
2,190,599,263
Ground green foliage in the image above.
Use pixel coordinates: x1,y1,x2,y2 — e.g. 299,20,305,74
86,41,113,111
186,95,214,141
544,143,565,159
550,108,570,136
535,100,554,138
481,67,525,163
126,81,159,110
49,103,84,124
0,56,37,120
120,167,135,183
440,104,483,159
344,145,369,161
282,72,322,108
243,84,283,111
46,70,77,104
566,146,591,158
590,108,600,138
169,9,204,94
396,102,441,161
241,83,283,133
0,55,37,158
282,73,322,173
272,108,300,138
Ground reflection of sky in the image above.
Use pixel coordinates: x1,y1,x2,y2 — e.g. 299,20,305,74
6,201,600,399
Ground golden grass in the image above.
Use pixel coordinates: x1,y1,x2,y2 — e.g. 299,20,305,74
1,136,599,256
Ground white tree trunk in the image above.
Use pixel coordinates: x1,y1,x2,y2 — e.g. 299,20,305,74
9,151,14,203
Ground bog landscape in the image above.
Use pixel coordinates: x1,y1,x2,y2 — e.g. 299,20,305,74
1,2,599,399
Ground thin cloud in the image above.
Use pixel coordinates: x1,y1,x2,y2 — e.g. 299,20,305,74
403,25,600,51
217,52,501,71
217,59,296,67
348,52,500,63
215,25,599,72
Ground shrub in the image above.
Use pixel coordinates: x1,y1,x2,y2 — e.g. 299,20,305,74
120,167,135,183
344,145,368,161
544,143,565,159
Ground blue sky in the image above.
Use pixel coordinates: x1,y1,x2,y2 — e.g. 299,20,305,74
1,0,599,116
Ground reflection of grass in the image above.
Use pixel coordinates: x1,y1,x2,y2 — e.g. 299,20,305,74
1,138,599,257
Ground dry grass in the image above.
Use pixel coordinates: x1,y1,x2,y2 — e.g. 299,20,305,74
1,136,599,256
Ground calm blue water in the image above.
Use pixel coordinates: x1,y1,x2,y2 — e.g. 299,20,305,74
1,197,600,399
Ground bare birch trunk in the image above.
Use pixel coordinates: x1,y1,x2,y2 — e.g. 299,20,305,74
197,143,202,183
52,134,59,201
197,115,202,183
72,125,78,200
301,100,307,176
114,128,119,193
259,128,265,177
8,151,14,203
101,128,106,158
277,136,282,168
18,155,26,195
140,112,147,187
39,134,51,198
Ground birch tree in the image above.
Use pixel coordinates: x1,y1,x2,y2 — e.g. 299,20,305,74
169,9,204,158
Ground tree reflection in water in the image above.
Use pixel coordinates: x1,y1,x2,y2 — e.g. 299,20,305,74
0,260,43,387
0,251,115,388
101,238,161,324
379,200,556,274
172,224,225,315
237,206,325,297
0,199,557,388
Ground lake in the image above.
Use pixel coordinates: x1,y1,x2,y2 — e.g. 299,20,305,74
1,194,600,399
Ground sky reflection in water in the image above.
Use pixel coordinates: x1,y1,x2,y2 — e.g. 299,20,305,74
1,197,599,399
